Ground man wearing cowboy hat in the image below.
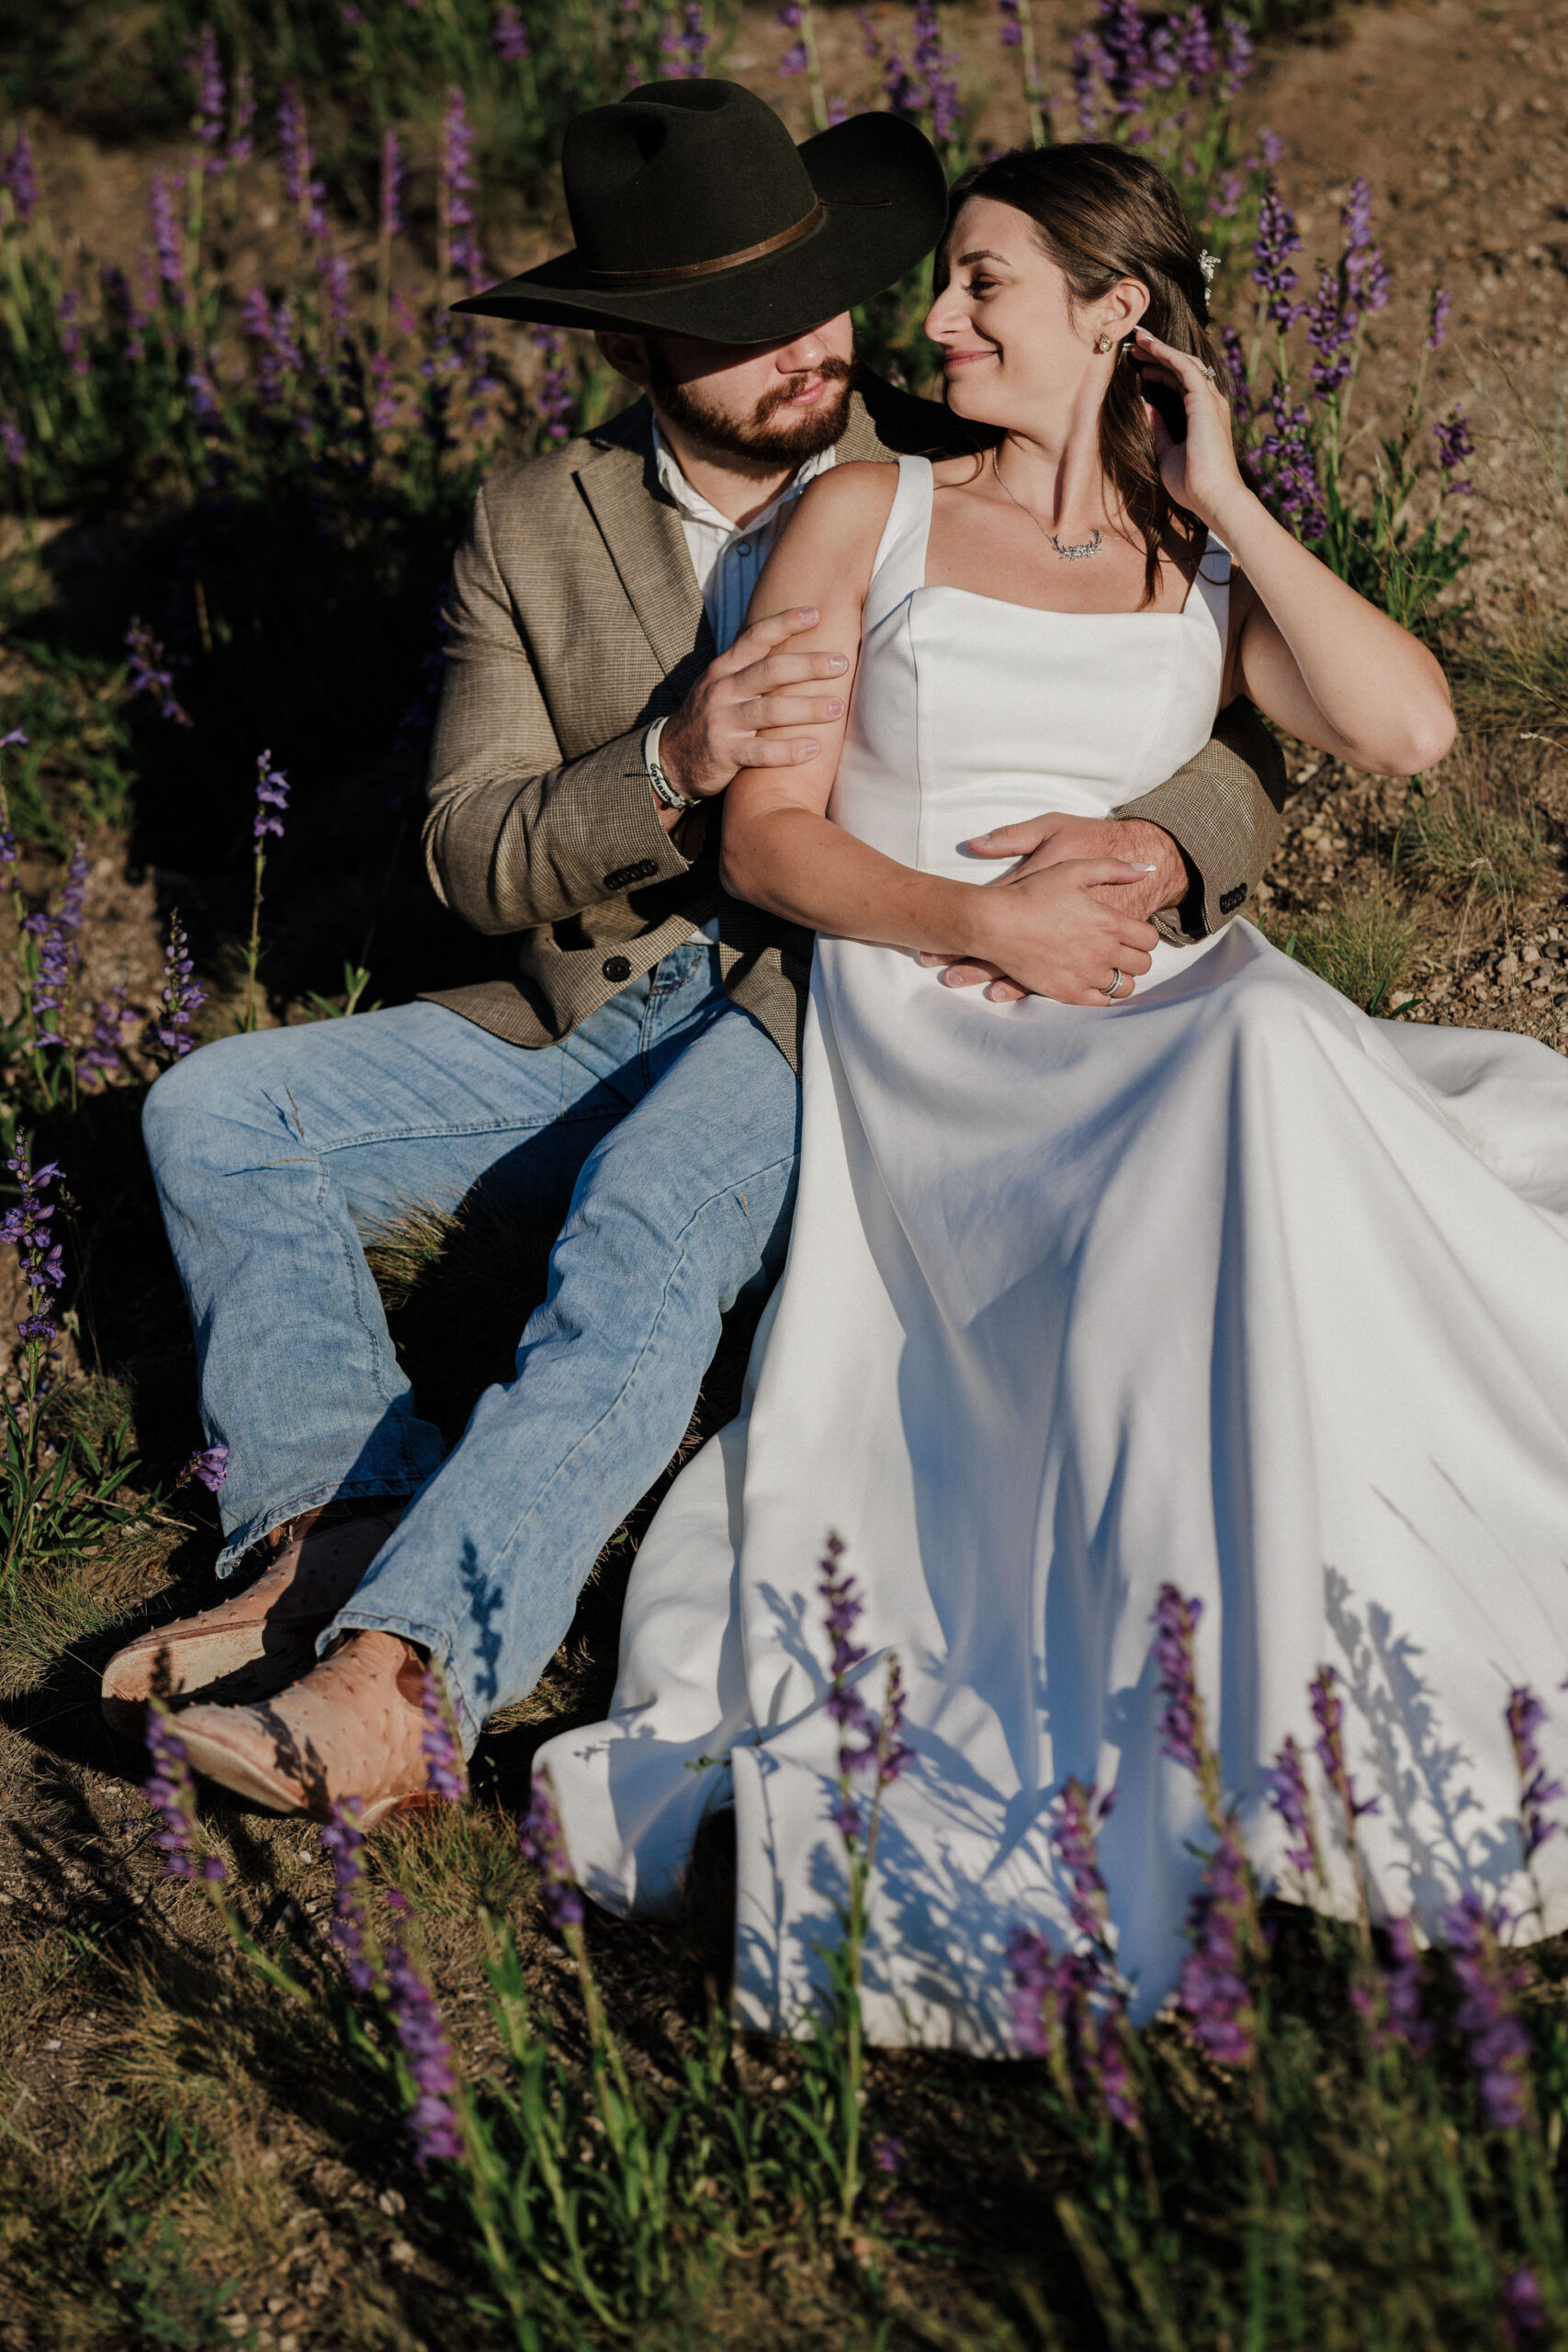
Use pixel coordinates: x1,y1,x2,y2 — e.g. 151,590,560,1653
110,82,1283,1815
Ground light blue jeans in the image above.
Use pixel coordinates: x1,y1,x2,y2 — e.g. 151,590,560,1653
142,945,801,1749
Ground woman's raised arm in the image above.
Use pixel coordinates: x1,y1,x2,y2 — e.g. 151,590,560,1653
719,464,1161,1006
1132,323,1456,777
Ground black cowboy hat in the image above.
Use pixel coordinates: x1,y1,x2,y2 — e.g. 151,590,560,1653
452,80,948,347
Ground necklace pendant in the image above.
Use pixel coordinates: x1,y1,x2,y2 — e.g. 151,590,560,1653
1047,528,1104,561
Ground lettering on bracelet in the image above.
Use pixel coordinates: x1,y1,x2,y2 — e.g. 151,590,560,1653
1219,884,1247,914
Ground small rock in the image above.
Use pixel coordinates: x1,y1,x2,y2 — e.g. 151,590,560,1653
377,2188,405,2217
388,2239,417,2268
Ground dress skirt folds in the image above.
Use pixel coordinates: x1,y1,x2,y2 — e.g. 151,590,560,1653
537,457,1568,2052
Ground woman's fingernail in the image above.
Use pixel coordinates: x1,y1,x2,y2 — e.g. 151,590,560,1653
1133,862,1158,871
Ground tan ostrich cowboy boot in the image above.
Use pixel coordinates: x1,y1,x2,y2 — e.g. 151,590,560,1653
175,1632,445,1826
99,1503,404,1736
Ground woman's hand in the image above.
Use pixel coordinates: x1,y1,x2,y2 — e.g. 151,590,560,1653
967,857,1160,1006
1132,324,1249,536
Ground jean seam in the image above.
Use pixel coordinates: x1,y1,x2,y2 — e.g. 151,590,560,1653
488,1144,798,1566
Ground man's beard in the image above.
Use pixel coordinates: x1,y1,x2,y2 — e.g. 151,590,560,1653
648,346,857,465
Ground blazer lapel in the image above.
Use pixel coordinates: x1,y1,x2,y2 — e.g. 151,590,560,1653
573,413,711,677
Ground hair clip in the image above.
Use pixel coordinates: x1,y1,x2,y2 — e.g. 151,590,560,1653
1199,249,1219,288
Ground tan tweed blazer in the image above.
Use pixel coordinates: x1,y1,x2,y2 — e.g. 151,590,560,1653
422,385,1285,1068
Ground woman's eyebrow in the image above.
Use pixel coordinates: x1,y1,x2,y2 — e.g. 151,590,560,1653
954,248,1011,267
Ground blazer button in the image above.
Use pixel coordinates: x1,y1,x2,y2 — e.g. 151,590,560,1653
602,955,633,983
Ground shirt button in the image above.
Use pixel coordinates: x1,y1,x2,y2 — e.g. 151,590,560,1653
738,541,751,555
602,955,633,983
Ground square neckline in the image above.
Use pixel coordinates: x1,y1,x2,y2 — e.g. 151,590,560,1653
908,454,1225,624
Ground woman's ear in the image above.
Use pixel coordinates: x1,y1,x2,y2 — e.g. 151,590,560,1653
1101,277,1150,343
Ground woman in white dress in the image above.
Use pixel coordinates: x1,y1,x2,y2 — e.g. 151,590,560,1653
538,144,1568,2052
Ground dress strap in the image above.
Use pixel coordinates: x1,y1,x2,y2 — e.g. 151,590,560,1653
1188,529,1232,649
863,454,935,635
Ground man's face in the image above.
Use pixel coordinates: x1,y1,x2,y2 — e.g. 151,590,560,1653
601,316,858,465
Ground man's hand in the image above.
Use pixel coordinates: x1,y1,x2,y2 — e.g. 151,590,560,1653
658,606,851,801
920,812,1188,998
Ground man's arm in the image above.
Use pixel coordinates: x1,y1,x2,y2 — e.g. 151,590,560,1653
423,483,697,937
1116,698,1288,942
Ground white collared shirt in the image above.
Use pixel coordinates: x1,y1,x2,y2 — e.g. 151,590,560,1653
651,419,836,656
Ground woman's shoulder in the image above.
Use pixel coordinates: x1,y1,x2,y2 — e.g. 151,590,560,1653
795,458,903,531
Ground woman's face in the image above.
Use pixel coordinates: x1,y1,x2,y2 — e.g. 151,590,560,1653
923,195,1146,431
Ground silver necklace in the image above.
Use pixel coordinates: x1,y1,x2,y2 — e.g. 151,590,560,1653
991,447,1106,560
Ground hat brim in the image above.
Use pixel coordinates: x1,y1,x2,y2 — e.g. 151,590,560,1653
451,110,947,345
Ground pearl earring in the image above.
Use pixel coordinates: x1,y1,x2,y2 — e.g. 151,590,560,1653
1094,331,1113,354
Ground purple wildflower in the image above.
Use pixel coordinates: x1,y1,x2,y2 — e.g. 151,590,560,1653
1310,1666,1378,1840
379,126,403,243
530,324,575,444
1008,1926,1058,2059
27,840,88,1050
1303,261,1357,401
1262,1733,1323,1883
494,2,530,59
1,420,25,467
440,87,485,292
913,0,963,142
1151,1582,1206,1779
278,85,327,240
883,48,923,119
818,1534,912,1848
826,95,848,123
857,7,881,56
253,749,289,849
78,977,136,1090
321,1795,376,1990
1380,1914,1435,2054
1258,127,1284,166
1427,286,1451,352
871,2133,903,2174
1048,1777,1115,1949
187,28,226,168
1178,4,1215,81
1261,379,1326,539
2,130,36,225
1341,177,1390,316
1435,408,1474,497
227,58,255,170
1212,170,1243,221
1,1136,65,1344
1504,2269,1545,2351
181,1442,230,1493
1177,1815,1256,2065
519,1773,586,1933
1006,1925,1140,2127
148,910,206,1062
384,1939,464,2164
56,290,88,380
997,0,1022,48
125,619,193,727
680,2,711,72
367,346,399,435
1220,325,1251,428
145,1706,225,1882
1222,15,1253,96
1251,184,1302,332
149,172,186,303
419,1667,467,1803
1507,1687,1562,1859
1066,32,1104,134
1442,1891,1532,2131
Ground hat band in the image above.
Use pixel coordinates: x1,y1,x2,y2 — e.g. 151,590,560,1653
583,198,825,290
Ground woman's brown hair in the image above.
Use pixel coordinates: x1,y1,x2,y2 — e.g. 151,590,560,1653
938,141,1224,607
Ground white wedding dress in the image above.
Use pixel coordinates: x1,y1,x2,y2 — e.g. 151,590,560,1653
539,457,1568,2052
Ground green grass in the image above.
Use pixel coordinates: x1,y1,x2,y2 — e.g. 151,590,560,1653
1264,887,1420,1014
